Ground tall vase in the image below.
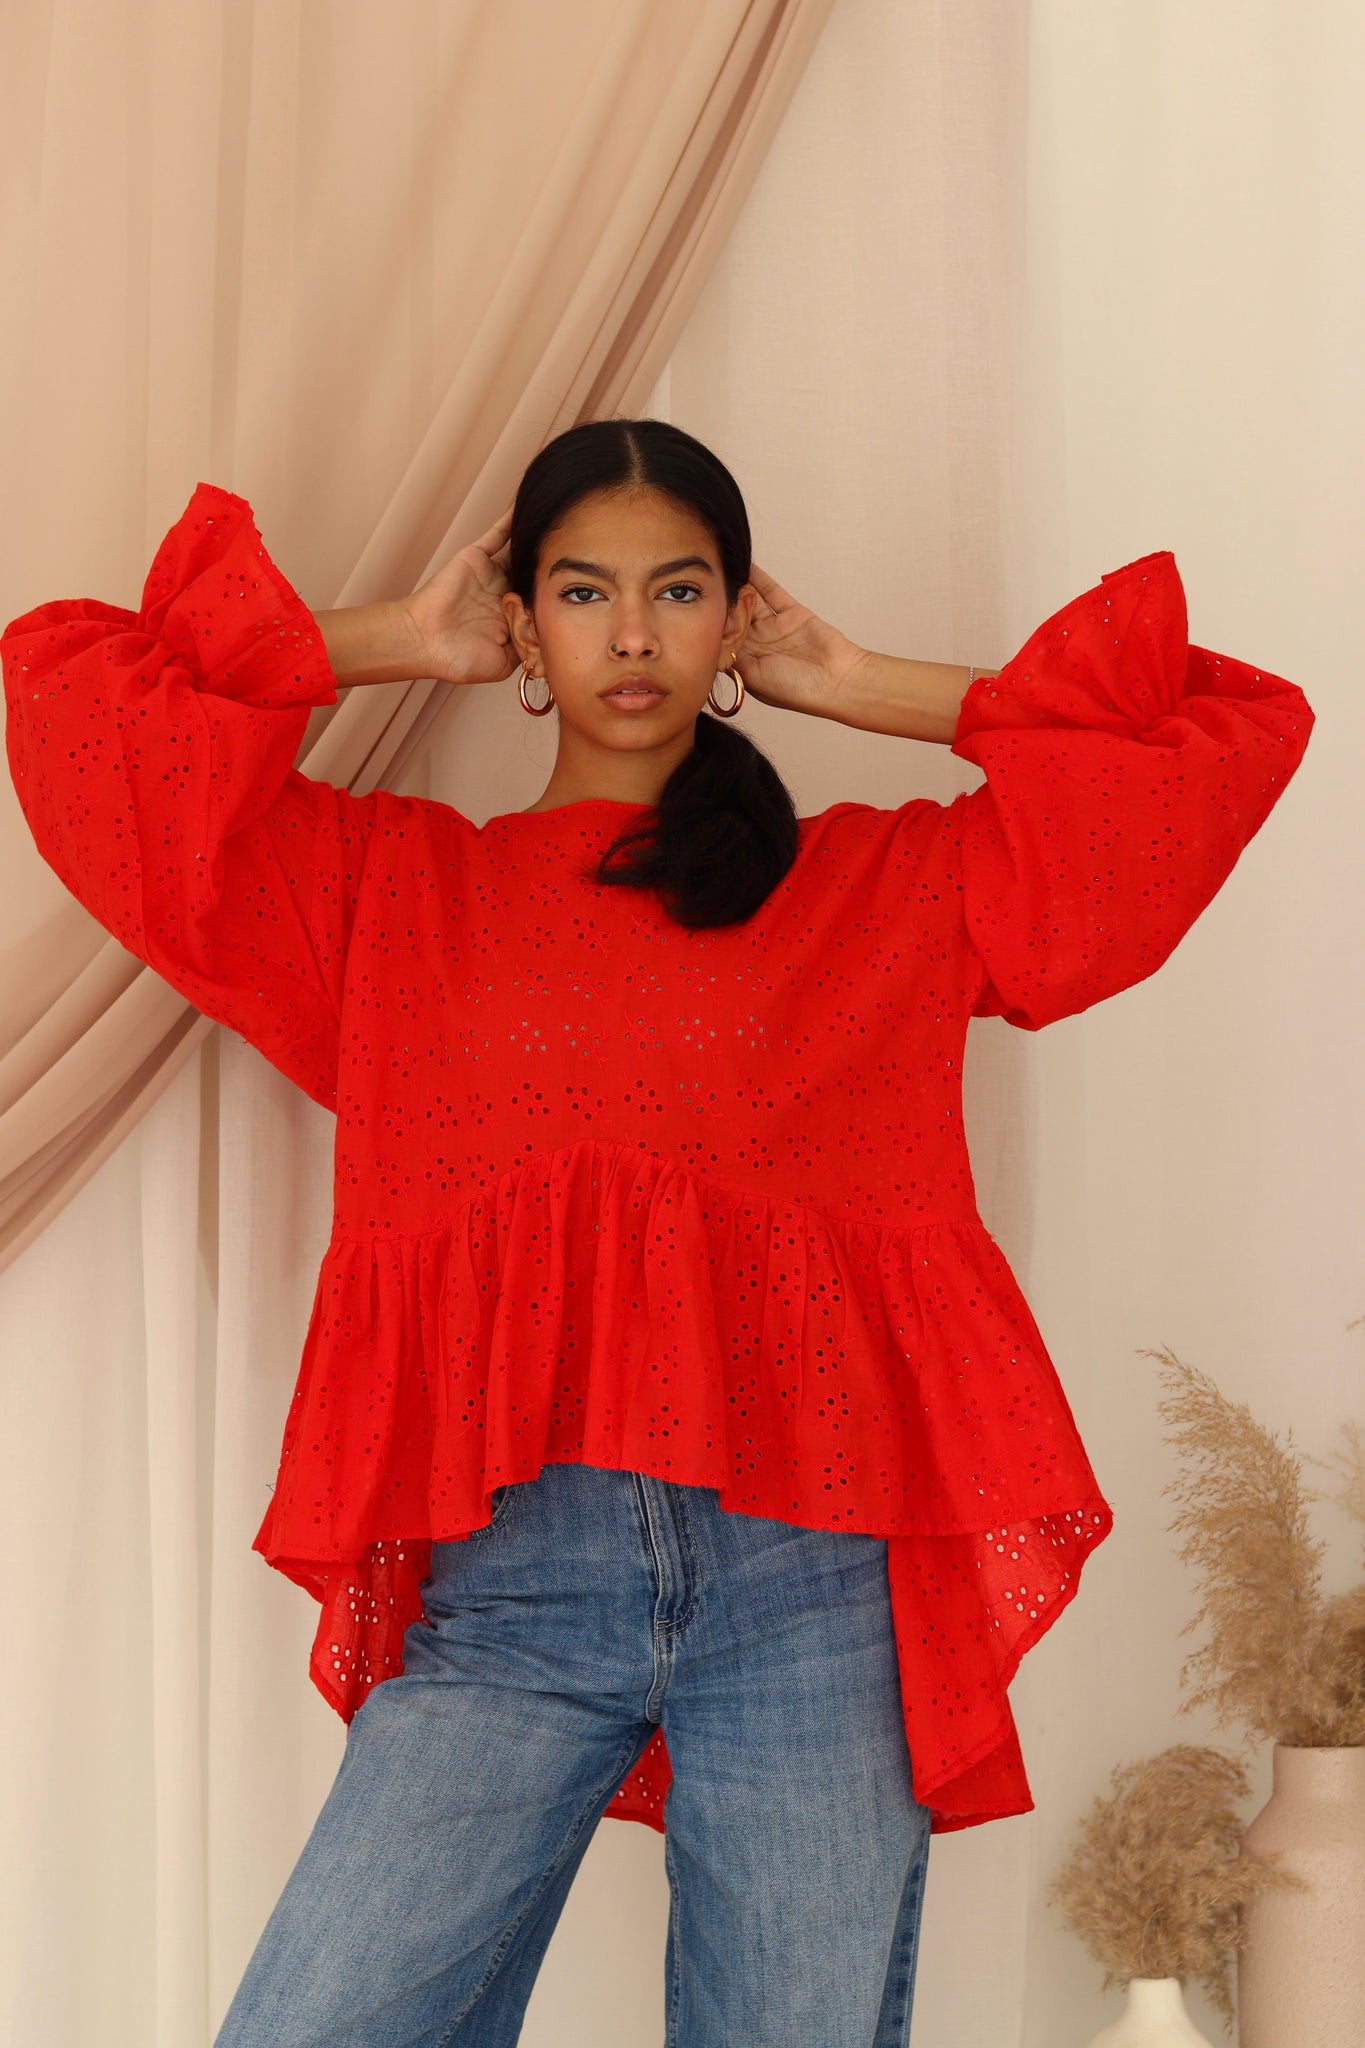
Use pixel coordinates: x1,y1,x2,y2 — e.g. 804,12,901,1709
1237,1743,1365,2047
1081,1977,1214,2046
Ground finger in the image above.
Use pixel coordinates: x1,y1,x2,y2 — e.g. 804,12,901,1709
473,505,514,559
748,563,797,612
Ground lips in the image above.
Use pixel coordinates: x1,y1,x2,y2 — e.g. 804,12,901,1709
601,678,666,702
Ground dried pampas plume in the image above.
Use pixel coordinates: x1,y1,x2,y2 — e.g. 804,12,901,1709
1309,1417,1365,1535
1148,1347,1365,1748
1049,1745,1303,2028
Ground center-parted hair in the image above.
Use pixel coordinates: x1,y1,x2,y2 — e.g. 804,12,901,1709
509,418,800,930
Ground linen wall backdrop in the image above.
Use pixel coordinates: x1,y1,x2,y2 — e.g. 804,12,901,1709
2,2,1360,2045
0,0,836,1275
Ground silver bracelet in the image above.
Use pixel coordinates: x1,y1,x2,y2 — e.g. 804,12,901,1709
967,665,977,686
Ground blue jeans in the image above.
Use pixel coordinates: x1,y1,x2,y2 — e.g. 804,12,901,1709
215,1463,932,2046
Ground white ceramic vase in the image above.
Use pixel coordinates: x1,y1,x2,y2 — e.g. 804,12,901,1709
1237,1743,1365,2048
1082,1977,1214,2046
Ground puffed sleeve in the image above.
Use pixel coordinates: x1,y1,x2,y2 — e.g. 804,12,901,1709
1,480,382,1109
945,549,1315,1030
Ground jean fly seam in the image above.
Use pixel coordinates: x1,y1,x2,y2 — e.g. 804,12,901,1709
640,1478,700,1638
646,1618,673,1724
665,1484,701,1635
432,1720,656,2046
635,1475,686,1721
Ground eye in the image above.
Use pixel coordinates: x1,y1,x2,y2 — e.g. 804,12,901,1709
659,582,703,602
559,585,602,604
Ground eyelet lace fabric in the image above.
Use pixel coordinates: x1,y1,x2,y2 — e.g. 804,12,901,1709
2,483,1314,1834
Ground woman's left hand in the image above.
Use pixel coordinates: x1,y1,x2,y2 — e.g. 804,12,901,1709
735,566,868,717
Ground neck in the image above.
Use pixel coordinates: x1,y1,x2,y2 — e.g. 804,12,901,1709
524,729,692,813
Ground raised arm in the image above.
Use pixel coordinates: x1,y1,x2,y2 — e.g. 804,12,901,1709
311,507,516,689
4,490,521,1106
944,551,1314,1027
735,562,998,744
736,551,1314,1031
4,485,379,1106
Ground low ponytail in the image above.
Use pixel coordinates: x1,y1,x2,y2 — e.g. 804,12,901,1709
509,417,801,930
592,708,798,929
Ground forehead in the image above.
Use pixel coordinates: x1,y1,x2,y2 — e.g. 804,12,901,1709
540,486,717,571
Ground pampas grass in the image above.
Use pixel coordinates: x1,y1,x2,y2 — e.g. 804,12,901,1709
1049,1745,1302,2027
1148,1348,1365,1749
1051,1357,1359,2028
1311,1417,1365,1529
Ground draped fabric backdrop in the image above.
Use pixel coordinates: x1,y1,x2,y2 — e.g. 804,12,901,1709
2,3,1360,2045
0,0,835,1274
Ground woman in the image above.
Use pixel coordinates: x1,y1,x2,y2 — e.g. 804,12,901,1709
2,419,1314,2045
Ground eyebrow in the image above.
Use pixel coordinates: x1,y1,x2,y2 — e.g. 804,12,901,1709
545,555,716,580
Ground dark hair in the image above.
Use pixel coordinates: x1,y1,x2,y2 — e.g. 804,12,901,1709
509,417,800,930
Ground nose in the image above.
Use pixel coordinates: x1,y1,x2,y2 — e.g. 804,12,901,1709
609,596,658,659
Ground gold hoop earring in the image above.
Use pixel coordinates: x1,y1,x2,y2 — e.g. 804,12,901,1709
518,665,555,717
706,665,745,718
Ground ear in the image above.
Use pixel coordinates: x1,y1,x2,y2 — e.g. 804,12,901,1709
720,582,760,664
501,589,541,670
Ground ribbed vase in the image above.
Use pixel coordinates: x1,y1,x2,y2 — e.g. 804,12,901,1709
1082,1977,1214,2046
1237,1743,1365,2048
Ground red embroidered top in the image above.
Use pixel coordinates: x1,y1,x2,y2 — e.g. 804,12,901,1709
2,484,1314,1834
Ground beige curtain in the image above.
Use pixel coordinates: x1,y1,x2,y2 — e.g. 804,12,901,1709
0,0,835,1274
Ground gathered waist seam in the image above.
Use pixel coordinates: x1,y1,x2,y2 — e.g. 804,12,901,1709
326,1141,983,1252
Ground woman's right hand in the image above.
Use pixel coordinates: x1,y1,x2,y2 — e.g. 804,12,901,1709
401,508,518,687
